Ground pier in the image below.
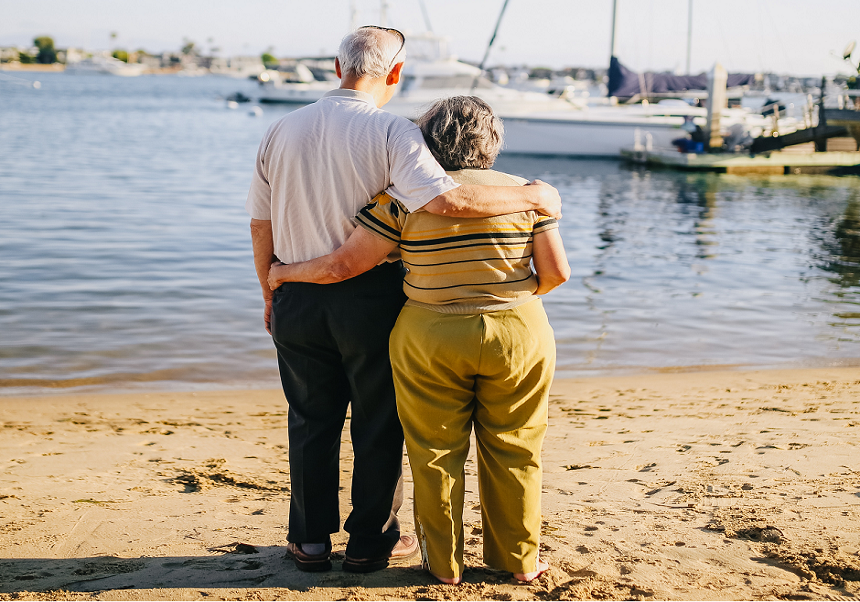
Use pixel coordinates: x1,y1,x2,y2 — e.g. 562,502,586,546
621,147,860,175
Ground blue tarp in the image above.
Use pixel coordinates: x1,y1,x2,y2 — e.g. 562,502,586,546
607,56,756,98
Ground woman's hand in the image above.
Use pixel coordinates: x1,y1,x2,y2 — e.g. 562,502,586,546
268,261,287,291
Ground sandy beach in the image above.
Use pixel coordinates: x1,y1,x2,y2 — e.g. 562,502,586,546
2,367,859,600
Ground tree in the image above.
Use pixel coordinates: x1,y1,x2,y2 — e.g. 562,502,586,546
112,49,129,63
261,52,277,67
181,38,196,56
34,36,57,64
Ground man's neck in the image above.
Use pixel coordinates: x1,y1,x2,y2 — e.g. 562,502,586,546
339,76,389,108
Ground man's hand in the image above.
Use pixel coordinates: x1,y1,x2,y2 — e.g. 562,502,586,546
268,261,286,291
263,298,273,335
525,179,562,219
424,180,563,219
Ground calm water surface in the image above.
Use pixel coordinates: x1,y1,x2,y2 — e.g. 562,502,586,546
2,74,860,395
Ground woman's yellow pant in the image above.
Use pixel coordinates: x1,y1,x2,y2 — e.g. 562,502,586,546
390,299,555,579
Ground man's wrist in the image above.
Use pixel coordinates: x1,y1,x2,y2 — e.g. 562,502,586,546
527,186,543,210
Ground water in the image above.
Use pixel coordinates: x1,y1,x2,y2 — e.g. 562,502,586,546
2,73,860,395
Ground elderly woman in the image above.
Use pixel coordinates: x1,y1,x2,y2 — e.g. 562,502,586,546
268,96,570,584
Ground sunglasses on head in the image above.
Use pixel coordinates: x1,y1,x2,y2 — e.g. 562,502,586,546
359,25,406,70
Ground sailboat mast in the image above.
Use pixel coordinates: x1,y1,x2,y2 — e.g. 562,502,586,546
609,0,619,60
472,0,511,91
380,0,390,26
418,0,434,32
686,0,693,74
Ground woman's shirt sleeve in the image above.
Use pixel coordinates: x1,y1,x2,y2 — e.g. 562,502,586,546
355,192,409,244
533,214,559,235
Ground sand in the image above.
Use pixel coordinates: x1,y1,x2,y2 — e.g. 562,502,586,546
1,367,859,600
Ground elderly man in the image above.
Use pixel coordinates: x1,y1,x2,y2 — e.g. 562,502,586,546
247,26,561,574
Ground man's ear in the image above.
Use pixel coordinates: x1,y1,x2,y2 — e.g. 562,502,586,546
386,61,404,85
335,57,342,79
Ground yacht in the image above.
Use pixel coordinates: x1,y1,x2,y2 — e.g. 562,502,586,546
499,100,795,157
209,56,266,79
256,61,340,104
64,54,147,77
382,38,575,120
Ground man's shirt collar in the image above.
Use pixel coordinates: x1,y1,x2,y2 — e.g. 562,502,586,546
323,88,376,106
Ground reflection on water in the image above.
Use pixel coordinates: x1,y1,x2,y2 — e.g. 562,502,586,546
676,176,719,260
822,196,860,288
2,75,860,394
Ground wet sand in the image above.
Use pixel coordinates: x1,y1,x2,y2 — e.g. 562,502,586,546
1,367,859,600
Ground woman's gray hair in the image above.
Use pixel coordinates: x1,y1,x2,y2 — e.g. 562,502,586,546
338,28,404,79
416,96,504,171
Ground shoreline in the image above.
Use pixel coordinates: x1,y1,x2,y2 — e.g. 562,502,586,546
0,63,64,72
5,357,860,399
2,366,859,600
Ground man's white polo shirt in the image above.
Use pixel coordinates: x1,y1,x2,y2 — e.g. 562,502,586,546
246,89,459,264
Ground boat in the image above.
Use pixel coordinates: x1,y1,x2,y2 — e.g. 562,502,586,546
498,100,797,157
64,54,147,77
209,56,266,79
256,61,340,104
256,32,573,116
381,34,575,119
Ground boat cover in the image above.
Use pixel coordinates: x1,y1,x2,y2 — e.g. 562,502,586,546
608,57,756,98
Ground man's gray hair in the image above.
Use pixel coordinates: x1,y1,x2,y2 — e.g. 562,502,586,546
338,28,404,79
416,96,504,171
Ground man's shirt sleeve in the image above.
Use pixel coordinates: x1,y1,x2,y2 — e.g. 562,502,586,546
356,193,407,244
245,126,274,220
385,125,459,213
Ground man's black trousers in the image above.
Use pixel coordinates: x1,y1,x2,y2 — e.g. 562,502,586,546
270,261,407,559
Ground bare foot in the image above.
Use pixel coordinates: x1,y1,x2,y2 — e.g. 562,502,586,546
430,571,462,585
514,559,549,582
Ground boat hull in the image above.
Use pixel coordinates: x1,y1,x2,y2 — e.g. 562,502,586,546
257,86,334,104
500,115,681,157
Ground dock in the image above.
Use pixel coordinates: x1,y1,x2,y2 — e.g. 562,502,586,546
621,147,860,175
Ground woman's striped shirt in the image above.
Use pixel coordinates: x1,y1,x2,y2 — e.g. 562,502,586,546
356,168,558,314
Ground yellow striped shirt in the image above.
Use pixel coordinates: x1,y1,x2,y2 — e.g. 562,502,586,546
356,169,558,314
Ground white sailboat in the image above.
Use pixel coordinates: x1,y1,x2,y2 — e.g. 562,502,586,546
256,61,339,104
209,56,266,79
378,33,575,119
65,54,147,77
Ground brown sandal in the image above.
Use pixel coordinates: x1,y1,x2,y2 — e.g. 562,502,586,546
286,541,332,572
343,535,419,573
